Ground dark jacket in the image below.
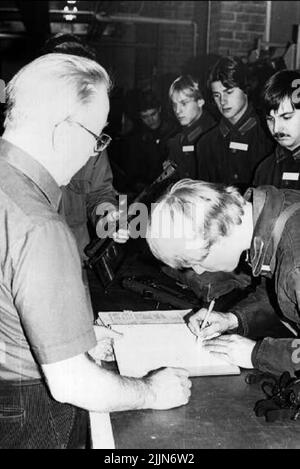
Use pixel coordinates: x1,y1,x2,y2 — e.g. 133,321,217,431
60,150,117,258
124,119,179,192
197,104,274,193
166,110,216,180
232,186,300,376
253,144,300,190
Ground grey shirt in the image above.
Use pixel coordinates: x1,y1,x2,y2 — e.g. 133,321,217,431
0,138,96,381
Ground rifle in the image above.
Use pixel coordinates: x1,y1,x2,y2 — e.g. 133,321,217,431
84,160,177,288
121,276,200,309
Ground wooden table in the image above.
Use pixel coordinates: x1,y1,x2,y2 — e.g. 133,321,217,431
110,371,300,449
87,247,300,449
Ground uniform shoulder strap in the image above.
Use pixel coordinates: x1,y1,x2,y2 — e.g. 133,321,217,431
270,202,300,271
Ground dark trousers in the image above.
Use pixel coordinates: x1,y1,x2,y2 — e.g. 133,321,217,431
0,379,89,449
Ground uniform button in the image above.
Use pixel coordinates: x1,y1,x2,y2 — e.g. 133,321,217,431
234,174,238,179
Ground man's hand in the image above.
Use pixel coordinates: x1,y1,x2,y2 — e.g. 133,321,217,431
96,209,130,244
188,308,238,340
143,367,192,410
88,325,123,363
202,334,256,369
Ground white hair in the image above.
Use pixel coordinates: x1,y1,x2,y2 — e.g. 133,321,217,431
4,53,112,129
147,179,246,269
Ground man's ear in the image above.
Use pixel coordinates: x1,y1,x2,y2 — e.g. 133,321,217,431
197,98,205,109
52,119,69,151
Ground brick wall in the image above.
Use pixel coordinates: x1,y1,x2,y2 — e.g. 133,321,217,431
118,1,268,75
156,1,196,74
209,1,267,57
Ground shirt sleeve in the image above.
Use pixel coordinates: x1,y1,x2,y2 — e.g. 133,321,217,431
252,337,300,376
231,278,292,339
12,218,97,364
85,150,118,226
236,269,300,376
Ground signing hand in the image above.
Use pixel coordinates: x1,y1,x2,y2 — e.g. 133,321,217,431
203,334,256,369
188,308,238,340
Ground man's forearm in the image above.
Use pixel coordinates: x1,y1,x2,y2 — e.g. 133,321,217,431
42,353,152,413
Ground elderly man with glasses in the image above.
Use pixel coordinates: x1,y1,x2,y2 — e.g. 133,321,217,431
0,53,191,449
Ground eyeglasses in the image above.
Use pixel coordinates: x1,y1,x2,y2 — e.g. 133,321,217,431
74,121,112,153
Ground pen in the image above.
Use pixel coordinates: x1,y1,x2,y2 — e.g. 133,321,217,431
200,298,216,332
196,298,216,343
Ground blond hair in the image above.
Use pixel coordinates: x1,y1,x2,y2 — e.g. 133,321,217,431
147,179,246,269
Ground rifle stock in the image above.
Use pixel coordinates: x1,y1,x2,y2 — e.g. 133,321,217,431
84,161,178,286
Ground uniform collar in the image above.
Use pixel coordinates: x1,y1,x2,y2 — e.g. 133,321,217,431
292,144,300,160
219,103,257,138
244,186,284,277
275,144,300,163
0,138,61,211
181,112,207,143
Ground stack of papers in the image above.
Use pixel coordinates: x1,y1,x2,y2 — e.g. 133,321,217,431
98,310,240,378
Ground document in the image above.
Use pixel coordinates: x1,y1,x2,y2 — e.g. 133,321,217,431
98,310,240,378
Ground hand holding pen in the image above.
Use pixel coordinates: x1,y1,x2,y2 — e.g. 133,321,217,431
199,299,215,333
188,299,238,341
196,299,215,342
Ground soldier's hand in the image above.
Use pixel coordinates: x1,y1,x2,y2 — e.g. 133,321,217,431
96,209,129,243
202,334,255,369
188,308,238,340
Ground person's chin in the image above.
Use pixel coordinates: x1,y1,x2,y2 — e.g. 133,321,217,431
276,137,291,146
221,109,233,118
223,263,238,272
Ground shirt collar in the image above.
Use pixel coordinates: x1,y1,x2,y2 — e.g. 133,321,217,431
219,103,257,138
0,138,61,211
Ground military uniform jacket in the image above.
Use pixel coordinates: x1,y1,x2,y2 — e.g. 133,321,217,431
60,150,117,258
197,104,274,192
166,110,216,180
231,186,300,376
253,144,300,190
125,119,179,190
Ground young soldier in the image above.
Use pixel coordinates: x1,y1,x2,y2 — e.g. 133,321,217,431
147,179,300,376
166,75,216,180
254,69,300,189
197,56,274,193
124,90,178,193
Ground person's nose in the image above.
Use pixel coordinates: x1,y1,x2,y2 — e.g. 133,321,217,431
174,103,183,115
220,93,227,107
272,118,283,135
